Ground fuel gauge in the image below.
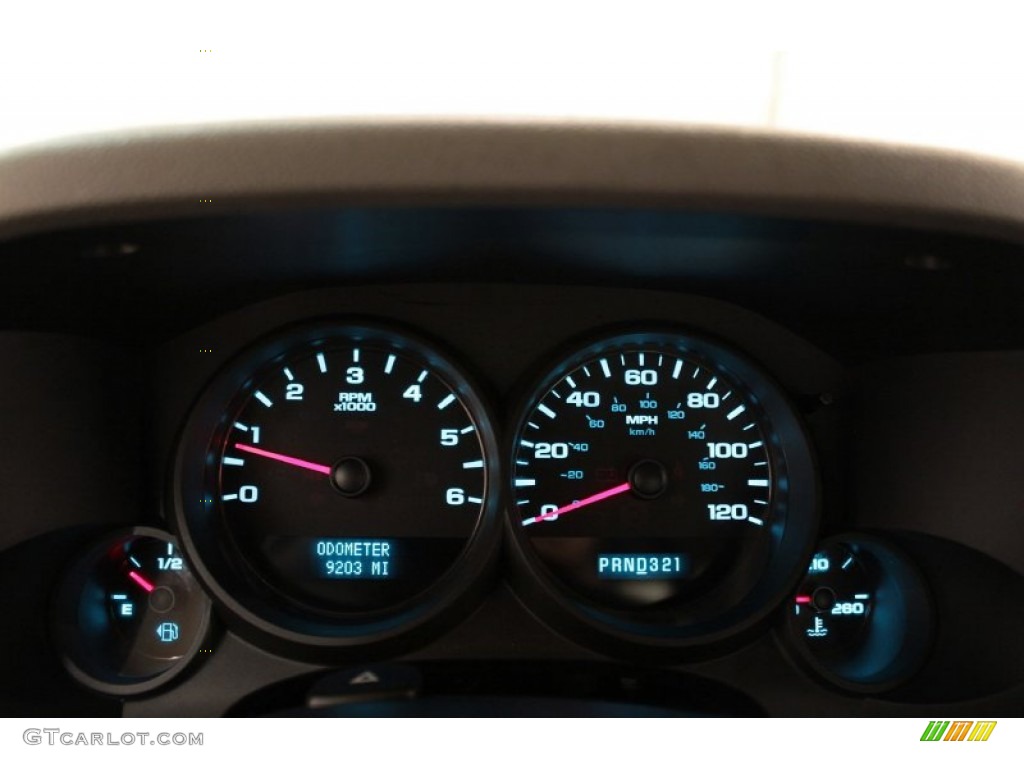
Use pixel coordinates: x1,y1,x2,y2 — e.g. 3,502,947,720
53,527,211,695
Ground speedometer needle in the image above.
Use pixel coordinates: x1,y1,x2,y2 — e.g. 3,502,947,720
234,443,332,475
521,482,632,526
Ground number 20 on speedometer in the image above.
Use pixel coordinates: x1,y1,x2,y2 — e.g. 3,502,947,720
507,331,818,651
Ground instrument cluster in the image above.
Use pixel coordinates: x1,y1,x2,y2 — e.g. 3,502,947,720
42,283,943,707
4,124,1024,716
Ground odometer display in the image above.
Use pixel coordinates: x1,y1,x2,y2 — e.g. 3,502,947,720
509,332,817,649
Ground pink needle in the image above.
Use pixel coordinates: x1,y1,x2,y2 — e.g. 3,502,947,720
129,571,155,593
795,595,812,604
234,443,331,475
521,482,632,526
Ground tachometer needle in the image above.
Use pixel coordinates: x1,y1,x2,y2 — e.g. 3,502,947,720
129,571,155,593
521,482,632,526
234,443,332,475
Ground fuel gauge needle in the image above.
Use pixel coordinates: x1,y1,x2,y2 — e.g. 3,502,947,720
129,571,155,593
521,482,632,526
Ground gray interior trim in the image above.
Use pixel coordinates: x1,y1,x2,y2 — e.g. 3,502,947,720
2,119,1024,242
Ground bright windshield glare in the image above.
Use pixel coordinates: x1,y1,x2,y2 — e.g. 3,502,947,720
2,4,1022,161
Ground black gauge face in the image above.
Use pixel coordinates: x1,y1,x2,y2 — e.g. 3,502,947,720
174,324,501,649
509,332,818,649
218,340,486,611
53,528,210,695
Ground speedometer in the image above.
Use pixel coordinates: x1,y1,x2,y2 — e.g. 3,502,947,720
508,331,817,654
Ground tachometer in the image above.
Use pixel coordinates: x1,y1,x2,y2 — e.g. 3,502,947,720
172,323,501,654
508,331,817,654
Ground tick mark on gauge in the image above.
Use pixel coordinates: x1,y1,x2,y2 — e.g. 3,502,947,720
566,376,577,389
538,404,557,419
515,478,536,487
283,367,295,381
316,353,327,373
748,441,763,449
254,391,273,408
223,457,245,466
462,460,484,469
706,377,717,391
352,348,360,363
437,394,456,410
724,405,749,423
672,360,683,379
747,479,769,487
460,426,475,434
600,359,611,378
417,370,428,383
384,354,396,374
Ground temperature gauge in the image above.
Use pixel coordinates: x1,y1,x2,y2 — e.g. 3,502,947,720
783,534,932,693
792,545,873,655
52,527,211,695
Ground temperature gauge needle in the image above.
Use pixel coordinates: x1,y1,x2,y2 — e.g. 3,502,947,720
521,482,632,526
128,571,155,593
234,443,332,475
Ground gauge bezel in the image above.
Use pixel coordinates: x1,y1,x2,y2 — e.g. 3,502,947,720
777,533,935,694
504,328,819,658
170,320,503,658
51,526,212,697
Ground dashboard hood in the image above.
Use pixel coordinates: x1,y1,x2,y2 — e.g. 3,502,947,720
3,119,1024,244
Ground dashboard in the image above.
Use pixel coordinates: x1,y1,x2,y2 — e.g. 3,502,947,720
1,121,1023,717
